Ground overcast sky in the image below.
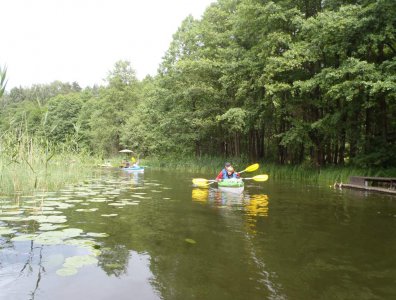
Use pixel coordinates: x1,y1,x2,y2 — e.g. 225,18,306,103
1,0,215,90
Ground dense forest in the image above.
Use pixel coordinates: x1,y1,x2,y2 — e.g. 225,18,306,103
1,0,395,168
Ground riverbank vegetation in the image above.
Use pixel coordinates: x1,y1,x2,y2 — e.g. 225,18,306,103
0,129,98,195
1,0,395,191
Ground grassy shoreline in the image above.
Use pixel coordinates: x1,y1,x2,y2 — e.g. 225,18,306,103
141,156,396,185
0,154,100,196
3,150,395,195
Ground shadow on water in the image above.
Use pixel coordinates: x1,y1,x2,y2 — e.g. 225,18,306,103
1,169,396,300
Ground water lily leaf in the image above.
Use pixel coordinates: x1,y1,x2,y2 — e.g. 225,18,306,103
0,216,24,222
63,255,98,269
75,208,98,212
39,224,68,231
0,227,15,235
11,234,38,241
62,228,83,238
26,215,67,223
88,199,107,203
35,235,64,245
0,210,24,215
185,238,197,244
86,232,109,238
56,267,78,277
63,239,101,256
101,214,118,217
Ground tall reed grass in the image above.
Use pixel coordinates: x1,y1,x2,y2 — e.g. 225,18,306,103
0,131,99,195
143,156,396,185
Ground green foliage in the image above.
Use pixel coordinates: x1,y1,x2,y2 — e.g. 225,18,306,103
45,94,83,144
1,0,395,170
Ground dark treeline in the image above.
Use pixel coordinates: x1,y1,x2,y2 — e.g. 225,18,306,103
1,0,395,168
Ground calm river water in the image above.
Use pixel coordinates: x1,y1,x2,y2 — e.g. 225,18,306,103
1,169,395,300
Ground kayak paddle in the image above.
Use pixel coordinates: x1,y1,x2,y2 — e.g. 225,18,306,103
237,163,259,174
242,174,269,182
192,178,216,187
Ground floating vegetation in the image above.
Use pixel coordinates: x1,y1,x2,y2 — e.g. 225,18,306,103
0,210,24,215
11,234,38,241
0,227,15,236
11,228,84,245
38,224,68,231
76,208,98,212
108,203,125,207
86,232,109,238
56,267,78,276
1,171,152,282
185,238,197,244
130,195,145,199
56,255,98,277
64,239,101,256
26,215,67,223
87,199,107,203
0,216,24,222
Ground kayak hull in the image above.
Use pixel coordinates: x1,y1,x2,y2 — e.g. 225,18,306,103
218,179,244,193
122,167,144,173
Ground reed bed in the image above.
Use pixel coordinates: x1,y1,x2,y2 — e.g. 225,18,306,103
0,132,99,195
143,156,396,185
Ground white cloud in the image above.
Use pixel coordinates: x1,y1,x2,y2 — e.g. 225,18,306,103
1,0,215,89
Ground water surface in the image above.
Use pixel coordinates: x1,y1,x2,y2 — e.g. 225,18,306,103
1,169,395,299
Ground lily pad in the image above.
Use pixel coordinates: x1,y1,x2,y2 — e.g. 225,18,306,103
76,208,98,212
88,199,107,203
12,234,38,241
38,224,68,231
26,215,67,223
0,227,16,235
56,267,78,276
86,232,109,238
63,255,98,269
62,228,84,238
185,238,197,244
0,216,24,222
108,203,125,206
0,210,24,215
65,200,84,203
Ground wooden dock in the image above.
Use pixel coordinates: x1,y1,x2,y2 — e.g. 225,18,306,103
335,176,396,195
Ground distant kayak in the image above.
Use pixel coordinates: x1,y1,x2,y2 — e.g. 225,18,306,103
122,166,144,173
218,179,244,193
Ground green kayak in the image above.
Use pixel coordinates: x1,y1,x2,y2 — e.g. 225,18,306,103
218,179,244,193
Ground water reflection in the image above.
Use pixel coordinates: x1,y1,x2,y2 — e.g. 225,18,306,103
2,170,395,299
0,170,158,299
191,187,270,223
244,194,269,234
191,188,208,204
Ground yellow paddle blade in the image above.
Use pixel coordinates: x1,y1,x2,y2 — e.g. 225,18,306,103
192,178,212,187
252,174,269,182
244,163,259,173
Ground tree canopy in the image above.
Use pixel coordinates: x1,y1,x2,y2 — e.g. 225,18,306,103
1,0,395,168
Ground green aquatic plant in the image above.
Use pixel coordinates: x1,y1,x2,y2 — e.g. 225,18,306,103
56,255,98,277
185,238,197,244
